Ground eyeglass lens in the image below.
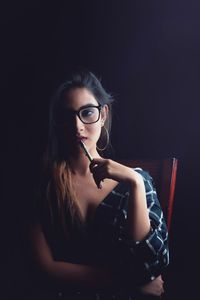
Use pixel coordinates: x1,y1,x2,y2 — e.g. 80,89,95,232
79,107,100,123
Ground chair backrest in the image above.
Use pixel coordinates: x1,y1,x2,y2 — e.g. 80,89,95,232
118,158,178,232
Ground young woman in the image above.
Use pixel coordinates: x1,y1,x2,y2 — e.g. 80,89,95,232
28,70,168,299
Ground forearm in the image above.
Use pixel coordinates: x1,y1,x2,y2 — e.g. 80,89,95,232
109,169,168,287
29,223,113,290
43,260,112,289
119,170,169,284
127,175,151,241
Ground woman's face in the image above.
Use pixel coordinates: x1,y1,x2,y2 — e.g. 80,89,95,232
61,87,108,155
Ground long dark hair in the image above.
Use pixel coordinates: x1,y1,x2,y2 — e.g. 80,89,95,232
42,69,114,238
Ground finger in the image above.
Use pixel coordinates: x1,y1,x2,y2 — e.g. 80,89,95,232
96,180,103,189
90,158,104,167
93,171,107,186
90,157,105,164
92,172,104,189
90,158,108,171
93,175,104,189
90,162,107,174
90,163,107,177
90,162,101,174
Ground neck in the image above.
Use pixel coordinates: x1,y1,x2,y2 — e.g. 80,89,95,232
69,148,100,176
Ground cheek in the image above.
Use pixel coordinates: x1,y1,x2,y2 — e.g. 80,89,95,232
89,123,102,138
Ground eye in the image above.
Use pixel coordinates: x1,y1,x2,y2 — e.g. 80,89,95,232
80,107,95,118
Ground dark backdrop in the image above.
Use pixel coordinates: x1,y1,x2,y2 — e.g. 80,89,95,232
3,1,200,299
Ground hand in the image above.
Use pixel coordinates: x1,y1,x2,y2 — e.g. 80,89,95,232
90,158,141,189
138,275,164,297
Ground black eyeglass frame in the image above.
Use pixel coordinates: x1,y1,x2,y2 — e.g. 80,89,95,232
73,104,102,124
55,104,103,126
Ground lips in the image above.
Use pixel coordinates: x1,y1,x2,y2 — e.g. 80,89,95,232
76,135,87,142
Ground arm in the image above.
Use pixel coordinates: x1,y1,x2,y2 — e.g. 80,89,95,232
90,158,167,246
90,159,150,241
90,159,169,292
129,169,169,274
119,169,169,290
126,171,151,241
28,222,113,290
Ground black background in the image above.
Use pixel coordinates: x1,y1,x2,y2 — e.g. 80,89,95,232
3,1,200,299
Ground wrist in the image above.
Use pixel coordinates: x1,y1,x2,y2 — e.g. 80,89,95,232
125,169,143,186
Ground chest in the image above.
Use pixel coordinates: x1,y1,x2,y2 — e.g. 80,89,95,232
72,176,118,222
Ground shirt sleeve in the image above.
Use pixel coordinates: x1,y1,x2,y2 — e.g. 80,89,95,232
115,168,169,286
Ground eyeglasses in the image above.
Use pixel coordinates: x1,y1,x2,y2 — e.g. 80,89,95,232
55,105,102,125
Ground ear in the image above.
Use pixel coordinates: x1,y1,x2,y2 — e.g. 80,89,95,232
100,105,109,126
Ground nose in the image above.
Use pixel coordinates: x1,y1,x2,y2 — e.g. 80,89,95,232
74,115,84,133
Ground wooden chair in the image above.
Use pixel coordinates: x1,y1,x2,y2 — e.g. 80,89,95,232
119,158,178,232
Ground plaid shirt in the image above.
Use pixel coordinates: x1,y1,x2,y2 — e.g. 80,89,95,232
93,168,169,289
